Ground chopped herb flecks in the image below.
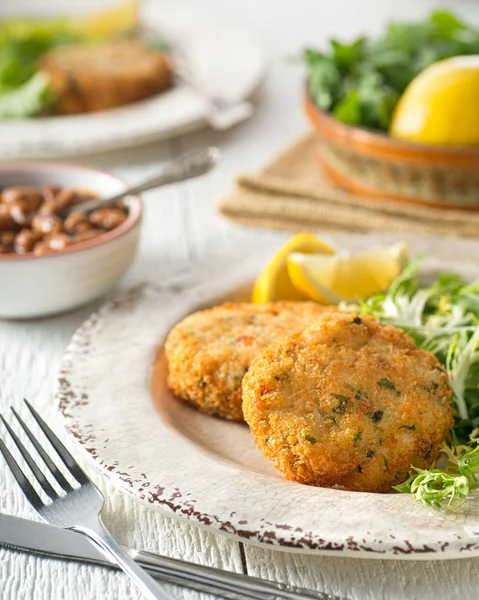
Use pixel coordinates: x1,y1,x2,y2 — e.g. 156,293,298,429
366,450,375,458
369,410,384,423
354,432,362,442
399,425,416,431
331,393,350,414
305,435,317,444
378,378,396,391
352,317,363,325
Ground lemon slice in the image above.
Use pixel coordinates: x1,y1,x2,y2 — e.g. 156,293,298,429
252,234,335,303
287,242,409,304
71,0,140,39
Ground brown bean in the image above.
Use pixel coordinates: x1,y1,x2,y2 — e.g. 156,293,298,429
72,229,103,243
0,231,15,248
33,242,54,256
0,205,17,231
54,189,80,212
10,203,34,227
46,233,73,251
41,185,61,202
14,229,40,254
2,187,43,212
64,211,90,234
31,214,64,235
89,207,127,230
38,199,61,216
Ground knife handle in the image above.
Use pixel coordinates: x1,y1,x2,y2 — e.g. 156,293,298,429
133,549,345,600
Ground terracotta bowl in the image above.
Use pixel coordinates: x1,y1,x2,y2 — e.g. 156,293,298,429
304,93,479,210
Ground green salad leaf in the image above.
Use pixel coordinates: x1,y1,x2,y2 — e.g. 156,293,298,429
346,260,479,445
0,72,52,118
0,20,81,118
304,9,479,131
345,260,479,508
393,444,479,508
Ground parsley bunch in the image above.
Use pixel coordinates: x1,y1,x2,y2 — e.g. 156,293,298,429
304,10,479,131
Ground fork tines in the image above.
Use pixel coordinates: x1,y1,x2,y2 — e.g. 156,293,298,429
0,399,89,507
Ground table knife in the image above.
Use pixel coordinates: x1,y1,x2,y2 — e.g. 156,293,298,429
0,514,344,600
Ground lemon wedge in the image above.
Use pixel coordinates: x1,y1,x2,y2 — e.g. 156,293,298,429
252,234,335,303
71,0,140,39
390,56,479,146
287,242,409,304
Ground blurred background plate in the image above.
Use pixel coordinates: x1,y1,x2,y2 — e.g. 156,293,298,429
0,6,266,159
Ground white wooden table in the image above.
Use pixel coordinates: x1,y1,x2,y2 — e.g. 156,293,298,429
2,0,479,598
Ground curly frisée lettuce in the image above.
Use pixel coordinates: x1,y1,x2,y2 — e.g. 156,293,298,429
344,261,479,507
393,444,479,508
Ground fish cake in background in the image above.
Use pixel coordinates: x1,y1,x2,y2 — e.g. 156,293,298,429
242,312,454,493
42,41,173,114
164,301,339,421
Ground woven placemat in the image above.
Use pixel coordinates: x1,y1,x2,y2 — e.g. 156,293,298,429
218,132,479,238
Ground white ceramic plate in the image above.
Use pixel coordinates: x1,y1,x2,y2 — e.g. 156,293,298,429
57,233,479,559
0,7,265,159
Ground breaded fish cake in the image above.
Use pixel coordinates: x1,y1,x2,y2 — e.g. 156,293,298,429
242,313,454,492
42,41,172,114
164,302,338,421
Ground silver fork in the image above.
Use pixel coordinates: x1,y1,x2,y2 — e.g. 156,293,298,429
0,399,170,600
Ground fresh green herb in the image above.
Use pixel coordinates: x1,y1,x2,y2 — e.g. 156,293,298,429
394,444,479,508
352,316,363,325
398,425,416,431
303,10,479,132
354,432,362,442
305,435,317,444
378,378,396,391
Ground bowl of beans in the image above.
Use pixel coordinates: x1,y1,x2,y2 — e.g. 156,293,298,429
0,162,142,319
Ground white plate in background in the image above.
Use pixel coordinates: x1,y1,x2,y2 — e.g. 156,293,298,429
0,6,266,159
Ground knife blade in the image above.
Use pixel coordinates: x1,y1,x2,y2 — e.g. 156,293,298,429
0,514,344,600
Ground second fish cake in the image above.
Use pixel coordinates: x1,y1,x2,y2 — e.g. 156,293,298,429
164,301,337,421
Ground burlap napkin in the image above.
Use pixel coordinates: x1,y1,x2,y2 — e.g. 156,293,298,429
218,132,479,238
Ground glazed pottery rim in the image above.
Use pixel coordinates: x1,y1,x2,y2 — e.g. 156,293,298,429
304,90,479,157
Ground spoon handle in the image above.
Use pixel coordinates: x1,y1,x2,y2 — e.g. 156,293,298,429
64,147,220,215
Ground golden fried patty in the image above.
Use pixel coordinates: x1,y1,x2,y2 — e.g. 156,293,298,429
242,313,454,492
164,302,338,421
42,41,172,114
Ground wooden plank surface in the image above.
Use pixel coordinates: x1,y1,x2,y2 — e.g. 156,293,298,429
2,0,479,598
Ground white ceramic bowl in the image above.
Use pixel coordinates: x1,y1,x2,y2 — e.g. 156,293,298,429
0,163,142,319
